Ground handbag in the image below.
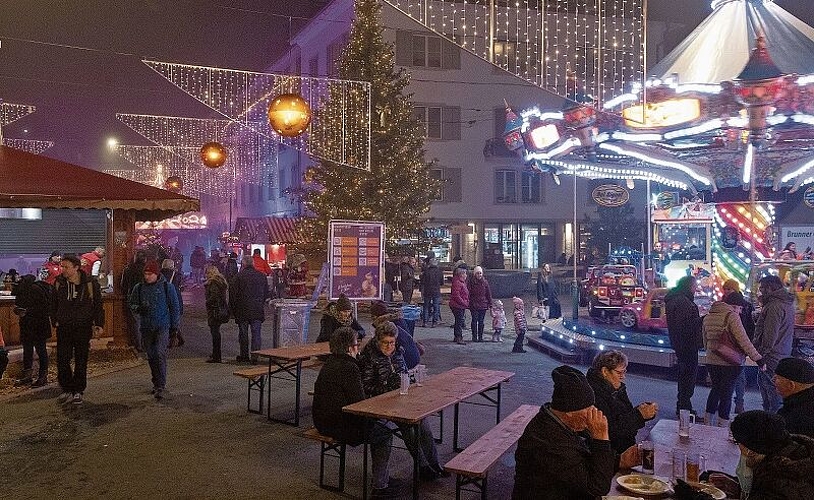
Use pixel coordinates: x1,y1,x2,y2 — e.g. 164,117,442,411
711,312,743,365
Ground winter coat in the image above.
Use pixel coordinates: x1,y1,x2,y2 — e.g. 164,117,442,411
449,277,470,310
537,274,555,303
393,318,420,370
357,339,406,398
586,368,646,456
748,434,814,500
120,260,145,296
51,272,104,328
229,266,269,323
160,268,184,315
315,311,365,343
754,288,796,371
778,386,814,438
204,276,229,327
468,276,493,311
513,307,527,332
724,290,755,338
399,262,415,293
420,264,443,299
80,251,102,276
253,254,272,276
665,288,703,360
190,248,207,269
702,301,762,366
312,353,370,446
491,308,507,330
15,280,52,342
41,260,61,286
129,275,180,333
513,404,616,499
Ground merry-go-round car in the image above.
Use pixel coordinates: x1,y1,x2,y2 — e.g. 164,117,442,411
618,287,713,331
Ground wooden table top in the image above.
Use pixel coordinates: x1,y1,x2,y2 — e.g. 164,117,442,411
343,366,514,424
252,342,331,361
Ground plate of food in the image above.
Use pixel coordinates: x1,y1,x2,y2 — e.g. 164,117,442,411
685,481,727,500
616,475,672,496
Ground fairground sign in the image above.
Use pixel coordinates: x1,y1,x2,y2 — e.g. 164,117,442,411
592,184,630,207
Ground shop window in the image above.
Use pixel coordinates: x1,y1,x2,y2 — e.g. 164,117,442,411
494,169,517,204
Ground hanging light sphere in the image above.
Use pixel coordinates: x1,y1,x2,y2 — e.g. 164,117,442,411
164,175,183,193
200,141,227,168
267,93,312,137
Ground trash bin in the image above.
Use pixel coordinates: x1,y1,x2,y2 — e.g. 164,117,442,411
269,299,314,348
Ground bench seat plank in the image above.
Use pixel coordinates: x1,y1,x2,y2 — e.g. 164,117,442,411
233,366,269,379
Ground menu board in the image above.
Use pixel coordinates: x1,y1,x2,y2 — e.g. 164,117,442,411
328,220,384,301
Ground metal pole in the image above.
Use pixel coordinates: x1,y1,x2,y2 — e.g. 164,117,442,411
646,179,652,269
571,173,579,321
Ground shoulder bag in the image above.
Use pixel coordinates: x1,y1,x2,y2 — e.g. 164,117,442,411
711,311,744,365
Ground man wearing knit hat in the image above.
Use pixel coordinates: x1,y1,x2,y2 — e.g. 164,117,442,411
513,365,615,499
730,410,814,498
774,357,814,437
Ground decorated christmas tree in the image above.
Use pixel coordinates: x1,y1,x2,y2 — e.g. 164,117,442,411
298,0,440,257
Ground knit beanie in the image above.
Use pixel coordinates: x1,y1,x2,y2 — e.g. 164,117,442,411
512,296,524,309
370,300,389,318
336,294,353,312
143,260,160,275
775,357,814,384
550,365,595,412
731,410,790,455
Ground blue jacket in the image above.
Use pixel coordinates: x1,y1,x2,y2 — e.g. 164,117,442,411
129,275,180,332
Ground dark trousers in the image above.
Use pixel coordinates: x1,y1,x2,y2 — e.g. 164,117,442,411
676,355,698,413
470,309,487,341
22,337,49,379
705,364,742,420
209,323,222,361
451,307,466,340
56,323,92,394
400,284,414,304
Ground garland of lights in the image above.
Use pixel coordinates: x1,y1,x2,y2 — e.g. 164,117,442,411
142,60,371,171
710,202,775,295
1,138,53,155
0,101,38,145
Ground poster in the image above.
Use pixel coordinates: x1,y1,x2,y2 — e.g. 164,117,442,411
780,226,814,255
328,220,384,301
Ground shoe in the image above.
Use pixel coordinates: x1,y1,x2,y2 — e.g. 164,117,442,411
454,338,466,345
497,337,504,343
421,322,427,328
32,377,48,387
236,356,251,364
206,357,222,363
72,393,83,405
512,348,527,353
57,392,73,404
431,322,437,328
14,377,33,386
430,463,451,478
371,478,407,498
419,465,442,481
154,389,164,400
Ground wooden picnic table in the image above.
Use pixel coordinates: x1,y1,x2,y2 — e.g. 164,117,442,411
343,366,514,500
252,342,331,426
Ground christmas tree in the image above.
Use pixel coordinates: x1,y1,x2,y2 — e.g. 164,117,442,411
297,0,440,258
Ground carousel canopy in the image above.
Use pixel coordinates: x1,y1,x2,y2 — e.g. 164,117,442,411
651,0,814,84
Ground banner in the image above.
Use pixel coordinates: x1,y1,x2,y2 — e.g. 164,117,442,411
328,220,384,301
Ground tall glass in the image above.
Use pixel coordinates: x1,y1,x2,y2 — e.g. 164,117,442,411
639,441,655,474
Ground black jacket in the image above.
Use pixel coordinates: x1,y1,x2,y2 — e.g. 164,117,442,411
749,434,814,500
312,353,370,446
51,272,104,328
420,264,443,298
15,280,52,342
204,276,229,327
665,288,702,359
358,339,406,398
229,266,268,323
315,312,365,343
513,404,615,499
778,386,814,438
586,368,646,457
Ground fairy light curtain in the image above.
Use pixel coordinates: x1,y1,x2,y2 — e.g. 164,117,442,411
106,145,209,196
142,60,372,171
0,101,37,144
386,0,644,105
1,138,53,155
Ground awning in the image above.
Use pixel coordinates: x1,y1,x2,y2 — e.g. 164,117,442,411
233,216,302,244
0,146,199,219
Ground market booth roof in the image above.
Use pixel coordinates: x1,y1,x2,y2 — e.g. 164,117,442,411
0,145,199,219
233,216,302,244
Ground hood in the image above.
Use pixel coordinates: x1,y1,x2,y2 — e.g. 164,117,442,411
761,287,795,306
708,301,736,315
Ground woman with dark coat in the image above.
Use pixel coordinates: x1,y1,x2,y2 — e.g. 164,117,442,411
467,266,492,342
536,264,561,319
14,275,52,386
315,294,365,343
204,266,229,363
586,350,657,460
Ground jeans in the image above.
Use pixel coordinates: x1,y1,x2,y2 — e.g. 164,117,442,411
733,368,746,407
238,320,263,359
209,323,222,361
370,420,394,489
422,295,441,324
451,307,466,340
676,355,699,413
397,419,439,468
56,323,92,394
22,337,48,379
705,364,742,420
144,328,170,390
513,328,527,352
470,308,487,341
758,367,783,413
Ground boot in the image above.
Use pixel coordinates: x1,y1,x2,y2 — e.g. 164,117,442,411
15,369,34,386
454,336,466,345
32,375,48,387
491,333,498,342
717,418,730,428
705,412,717,426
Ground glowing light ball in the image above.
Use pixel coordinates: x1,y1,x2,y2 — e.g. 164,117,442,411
200,142,227,168
268,93,311,137
164,175,183,193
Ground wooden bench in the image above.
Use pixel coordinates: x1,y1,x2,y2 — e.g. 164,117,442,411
301,427,360,496
444,404,538,500
233,366,268,415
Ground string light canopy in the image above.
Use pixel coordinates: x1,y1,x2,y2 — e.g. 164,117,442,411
142,60,372,171
0,100,41,147
1,138,53,155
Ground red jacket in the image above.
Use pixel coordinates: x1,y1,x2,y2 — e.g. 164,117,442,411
42,260,62,285
81,251,101,276
467,277,493,311
449,277,470,310
253,255,272,276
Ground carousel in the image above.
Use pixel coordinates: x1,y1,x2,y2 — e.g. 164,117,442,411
505,0,814,364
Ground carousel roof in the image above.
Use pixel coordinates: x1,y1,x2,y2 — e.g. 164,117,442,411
651,0,814,84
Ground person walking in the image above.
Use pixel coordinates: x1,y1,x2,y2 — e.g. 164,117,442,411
665,275,703,415
129,260,180,400
511,296,528,353
121,250,147,351
14,275,52,387
204,265,229,363
536,264,561,320
51,254,104,405
721,279,756,414
753,275,795,413
420,257,443,328
467,266,493,342
229,255,269,364
161,259,185,347
190,246,207,286
490,299,506,342
398,256,415,304
449,267,469,345
701,297,764,427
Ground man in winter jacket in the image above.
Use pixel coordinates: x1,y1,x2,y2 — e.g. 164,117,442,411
315,294,365,344
753,275,795,413
513,365,615,499
121,250,147,350
51,254,105,405
665,275,703,415
774,357,814,437
229,256,269,363
129,260,180,400
420,258,443,327
80,247,105,278
252,248,272,276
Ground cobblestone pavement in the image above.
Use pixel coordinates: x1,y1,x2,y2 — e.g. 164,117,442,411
0,288,763,499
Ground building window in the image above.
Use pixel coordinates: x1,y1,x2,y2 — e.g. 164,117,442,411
413,106,460,140
410,35,442,68
494,169,517,204
396,30,460,69
521,171,543,204
429,168,444,201
308,56,319,76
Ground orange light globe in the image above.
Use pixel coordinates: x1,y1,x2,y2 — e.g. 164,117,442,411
200,141,227,168
268,93,312,137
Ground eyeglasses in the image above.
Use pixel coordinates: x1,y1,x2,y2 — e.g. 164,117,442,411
378,340,396,346
612,368,627,376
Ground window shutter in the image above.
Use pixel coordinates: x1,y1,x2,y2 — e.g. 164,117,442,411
396,30,413,66
494,171,505,202
494,107,506,138
0,210,106,255
442,38,461,69
445,168,463,202
442,106,461,140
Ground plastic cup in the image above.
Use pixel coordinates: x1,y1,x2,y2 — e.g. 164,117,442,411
671,450,686,483
399,373,410,395
686,451,705,482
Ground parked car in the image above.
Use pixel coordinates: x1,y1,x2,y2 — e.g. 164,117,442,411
584,265,646,318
